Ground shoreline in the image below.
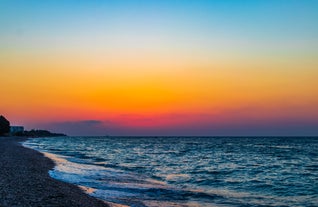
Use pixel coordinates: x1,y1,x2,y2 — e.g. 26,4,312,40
0,136,109,207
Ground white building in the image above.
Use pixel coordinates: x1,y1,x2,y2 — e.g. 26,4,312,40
10,126,24,134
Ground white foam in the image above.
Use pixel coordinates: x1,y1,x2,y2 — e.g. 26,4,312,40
79,185,96,194
43,151,240,206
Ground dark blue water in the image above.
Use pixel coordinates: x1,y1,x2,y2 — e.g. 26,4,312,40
24,137,318,207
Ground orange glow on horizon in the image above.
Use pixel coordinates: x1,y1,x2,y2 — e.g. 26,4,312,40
1,1,318,135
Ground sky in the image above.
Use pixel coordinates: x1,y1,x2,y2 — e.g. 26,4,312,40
1,0,318,136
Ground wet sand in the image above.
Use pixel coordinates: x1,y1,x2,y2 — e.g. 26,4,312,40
0,137,109,207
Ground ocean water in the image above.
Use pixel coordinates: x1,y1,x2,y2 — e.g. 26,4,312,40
24,137,318,207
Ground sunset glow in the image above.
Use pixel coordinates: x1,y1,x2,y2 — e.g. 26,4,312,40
1,0,317,135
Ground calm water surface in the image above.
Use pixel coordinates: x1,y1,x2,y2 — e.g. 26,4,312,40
24,137,318,207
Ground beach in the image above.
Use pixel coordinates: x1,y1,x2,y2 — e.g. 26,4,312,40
0,137,109,207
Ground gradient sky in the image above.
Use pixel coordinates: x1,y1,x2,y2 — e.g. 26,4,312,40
1,0,318,136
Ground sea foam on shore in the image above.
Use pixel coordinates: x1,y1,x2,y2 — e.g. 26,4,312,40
0,137,108,207
24,136,318,207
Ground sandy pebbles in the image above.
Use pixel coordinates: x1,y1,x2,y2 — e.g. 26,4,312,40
0,137,109,207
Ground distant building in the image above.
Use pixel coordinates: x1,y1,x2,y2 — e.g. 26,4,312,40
10,126,24,134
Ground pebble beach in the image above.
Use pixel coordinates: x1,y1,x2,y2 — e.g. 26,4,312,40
0,137,109,207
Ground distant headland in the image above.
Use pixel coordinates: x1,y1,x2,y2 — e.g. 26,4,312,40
0,115,66,137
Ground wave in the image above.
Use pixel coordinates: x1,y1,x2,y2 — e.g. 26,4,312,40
23,136,318,207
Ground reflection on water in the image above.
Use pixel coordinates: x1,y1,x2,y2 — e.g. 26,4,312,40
24,137,318,207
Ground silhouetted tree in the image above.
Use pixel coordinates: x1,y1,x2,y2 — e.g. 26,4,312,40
21,129,66,137
0,115,10,135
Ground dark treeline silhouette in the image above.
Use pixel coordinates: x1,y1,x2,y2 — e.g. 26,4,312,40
0,115,10,136
0,115,66,137
15,129,66,137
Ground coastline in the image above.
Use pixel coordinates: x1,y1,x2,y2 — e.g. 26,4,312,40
0,136,109,207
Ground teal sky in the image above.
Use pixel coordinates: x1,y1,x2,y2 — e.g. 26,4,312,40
1,0,317,53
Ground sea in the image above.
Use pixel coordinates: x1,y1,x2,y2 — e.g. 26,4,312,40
23,136,318,207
